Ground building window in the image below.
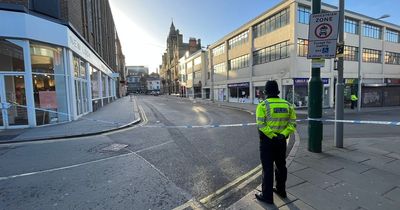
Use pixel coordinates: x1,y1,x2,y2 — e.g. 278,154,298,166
363,48,382,63
91,67,100,99
213,62,226,74
363,24,382,39
253,8,290,38
212,44,225,57
297,6,310,24
385,29,400,43
344,46,359,61
229,54,249,70
297,39,308,57
229,30,249,50
385,52,400,65
344,18,359,34
194,57,202,65
253,41,290,65
0,39,25,72
30,42,68,125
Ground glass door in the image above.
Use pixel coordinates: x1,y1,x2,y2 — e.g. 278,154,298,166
0,75,29,128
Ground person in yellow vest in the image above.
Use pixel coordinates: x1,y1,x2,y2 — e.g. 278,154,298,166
351,93,358,109
255,80,296,204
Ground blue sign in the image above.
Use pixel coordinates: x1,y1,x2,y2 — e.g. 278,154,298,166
228,82,250,88
294,78,329,86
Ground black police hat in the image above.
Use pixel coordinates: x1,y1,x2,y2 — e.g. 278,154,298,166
265,80,280,96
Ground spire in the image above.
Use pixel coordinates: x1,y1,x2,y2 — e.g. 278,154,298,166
169,19,175,35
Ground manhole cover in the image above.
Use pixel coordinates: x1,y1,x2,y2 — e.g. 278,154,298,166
101,144,128,152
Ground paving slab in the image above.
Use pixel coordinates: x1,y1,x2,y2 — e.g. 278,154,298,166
384,187,400,202
291,168,340,189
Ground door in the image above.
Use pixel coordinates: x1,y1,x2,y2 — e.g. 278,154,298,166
0,75,29,128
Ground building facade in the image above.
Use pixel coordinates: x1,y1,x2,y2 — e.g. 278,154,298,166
179,50,208,98
0,0,125,129
160,22,201,95
206,0,400,107
146,78,160,93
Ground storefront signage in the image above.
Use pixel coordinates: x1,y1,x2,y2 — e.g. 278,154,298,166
228,82,250,88
294,78,329,85
386,78,400,84
307,12,340,59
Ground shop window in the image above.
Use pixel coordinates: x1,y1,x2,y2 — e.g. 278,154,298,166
30,42,68,125
0,39,24,72
90,67,100,99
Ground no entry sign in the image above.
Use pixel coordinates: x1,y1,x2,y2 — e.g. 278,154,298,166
307,12,340,59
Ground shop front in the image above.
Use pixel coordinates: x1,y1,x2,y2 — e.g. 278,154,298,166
289,78,330,108
228,82,250,103
213,85,227,102
0,10,118,129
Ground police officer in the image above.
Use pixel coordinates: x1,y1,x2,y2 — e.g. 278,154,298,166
255,80,296,204
351,93,358,109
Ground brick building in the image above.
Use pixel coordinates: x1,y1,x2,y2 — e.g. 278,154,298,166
0,0,126,129
160,22,201,94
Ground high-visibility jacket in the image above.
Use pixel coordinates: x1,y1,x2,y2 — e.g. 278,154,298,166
256,97,296,139
351,94,358,101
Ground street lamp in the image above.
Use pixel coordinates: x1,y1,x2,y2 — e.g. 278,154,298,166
357,14,390,111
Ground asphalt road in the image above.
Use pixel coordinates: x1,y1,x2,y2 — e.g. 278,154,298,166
0,96,270,210
1,96,398,210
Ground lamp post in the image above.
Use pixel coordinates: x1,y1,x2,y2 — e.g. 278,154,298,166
357,14,390,112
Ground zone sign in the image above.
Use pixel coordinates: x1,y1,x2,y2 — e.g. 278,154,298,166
308,12,339,41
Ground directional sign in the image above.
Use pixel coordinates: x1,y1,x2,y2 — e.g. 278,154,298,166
307,11,340,59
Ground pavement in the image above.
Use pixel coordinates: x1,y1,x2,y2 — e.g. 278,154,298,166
0,96,140,143
165,95,400,210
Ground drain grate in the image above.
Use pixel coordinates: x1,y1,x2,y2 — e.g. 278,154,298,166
101,143,128,152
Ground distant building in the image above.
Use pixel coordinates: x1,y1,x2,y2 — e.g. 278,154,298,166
0,0,125,129
147,78,161,93
126,75,141,93
160,22,202,94
179,50,208,98
126,66,149,75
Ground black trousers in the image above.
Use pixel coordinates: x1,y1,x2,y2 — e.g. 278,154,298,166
351,100,357,109
259,131,287,200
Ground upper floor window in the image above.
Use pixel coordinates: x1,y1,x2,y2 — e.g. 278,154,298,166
344,18,359,34
194,57,202,65
363,24,382,39
297,39,308,57
385,29,400,43
213,62,226,74
363,48,381,63
229,31,249,50
297,6,310,24
212,44,225,57
253,8,290,38
253,41,289,65
344,46,359,61
229,54,249,70
385,52,400,65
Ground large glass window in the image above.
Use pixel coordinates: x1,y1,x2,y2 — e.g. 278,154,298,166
90,67,100,99
344,18,359,34
297,39,308,57
30,42,68,125
102,73,107,97
0,39,24,72
253,41,289,65
229,30,249,50
363,24,382,39
212,44,225,57
213,62,226,74
363,48,382,63
229,54,249,70
344,46,359,61
385,29,400,43
385,52,400,65
253,8,290,38
297,6,310,24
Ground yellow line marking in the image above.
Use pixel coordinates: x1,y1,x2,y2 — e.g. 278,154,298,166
199,164,262,204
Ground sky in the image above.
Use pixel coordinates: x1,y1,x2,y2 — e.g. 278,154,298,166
109,0,400,73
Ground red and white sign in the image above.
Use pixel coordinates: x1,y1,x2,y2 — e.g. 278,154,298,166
308,12,340,59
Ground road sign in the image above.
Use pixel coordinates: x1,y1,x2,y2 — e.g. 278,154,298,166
307,12,340,59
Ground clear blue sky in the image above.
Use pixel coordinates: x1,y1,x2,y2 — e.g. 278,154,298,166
109,0,400,72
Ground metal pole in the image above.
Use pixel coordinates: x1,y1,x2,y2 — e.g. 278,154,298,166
308,0,323,153
334,0,345,148
357,21,363,112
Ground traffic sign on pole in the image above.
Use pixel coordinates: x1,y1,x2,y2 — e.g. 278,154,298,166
308,12,340,59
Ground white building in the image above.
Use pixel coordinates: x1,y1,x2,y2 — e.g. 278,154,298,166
178,50,208,99
206,0,400,107
147,78,160,93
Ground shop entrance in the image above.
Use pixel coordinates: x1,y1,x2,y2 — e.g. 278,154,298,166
0,74,29,129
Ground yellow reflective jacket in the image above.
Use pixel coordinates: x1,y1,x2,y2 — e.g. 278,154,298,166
256,98,297,139
351,94,358,101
